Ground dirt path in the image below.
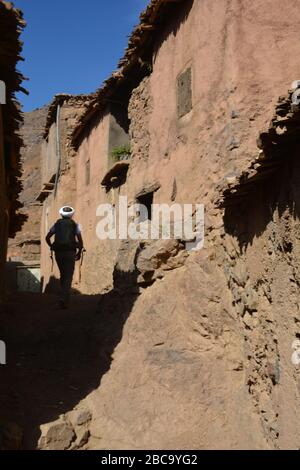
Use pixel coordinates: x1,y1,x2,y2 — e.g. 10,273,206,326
0,290,131,449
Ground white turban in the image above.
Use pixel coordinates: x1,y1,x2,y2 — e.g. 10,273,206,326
59,206,75,218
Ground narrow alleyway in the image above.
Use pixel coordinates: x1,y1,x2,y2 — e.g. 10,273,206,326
0,290,134,449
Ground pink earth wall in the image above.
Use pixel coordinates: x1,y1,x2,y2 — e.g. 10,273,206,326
41,0,300,295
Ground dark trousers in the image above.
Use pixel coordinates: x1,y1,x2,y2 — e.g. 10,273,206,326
55,251,76,304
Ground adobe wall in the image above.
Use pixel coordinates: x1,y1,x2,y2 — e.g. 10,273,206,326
74,112,121,294
48,0,300,295
40,100,87,292
69,0,300,450
125,0,300,211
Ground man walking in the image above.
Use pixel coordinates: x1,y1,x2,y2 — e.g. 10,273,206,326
46,206,84,308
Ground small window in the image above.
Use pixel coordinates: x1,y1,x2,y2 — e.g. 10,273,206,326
177,67,192,118
85,160,90,185
137,192,154,221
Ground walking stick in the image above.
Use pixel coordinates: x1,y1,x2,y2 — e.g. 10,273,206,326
79,248,86,284
50,249,54,273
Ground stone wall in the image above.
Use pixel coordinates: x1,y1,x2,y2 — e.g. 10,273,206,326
0,107,9,299
0,2,25,301
7,107,48,264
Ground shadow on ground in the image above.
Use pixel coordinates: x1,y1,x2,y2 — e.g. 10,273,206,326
0,265,139,449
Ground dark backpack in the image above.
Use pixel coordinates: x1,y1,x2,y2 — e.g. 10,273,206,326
52,218,77,252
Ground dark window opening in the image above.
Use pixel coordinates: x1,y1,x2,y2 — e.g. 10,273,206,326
101,161,129,192
108,102,130,168
177,67,192,118
137,191,154,222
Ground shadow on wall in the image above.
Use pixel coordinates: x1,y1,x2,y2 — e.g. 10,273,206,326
152,0,194,60
224,144,300,251
0,254,141,449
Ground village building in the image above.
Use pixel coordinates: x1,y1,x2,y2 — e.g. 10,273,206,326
5,107,49,294
0,2,26,301
33,0,300,448
39,94,93,291
40,0,300,297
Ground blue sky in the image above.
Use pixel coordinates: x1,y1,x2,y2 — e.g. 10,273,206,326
15,0,149,111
